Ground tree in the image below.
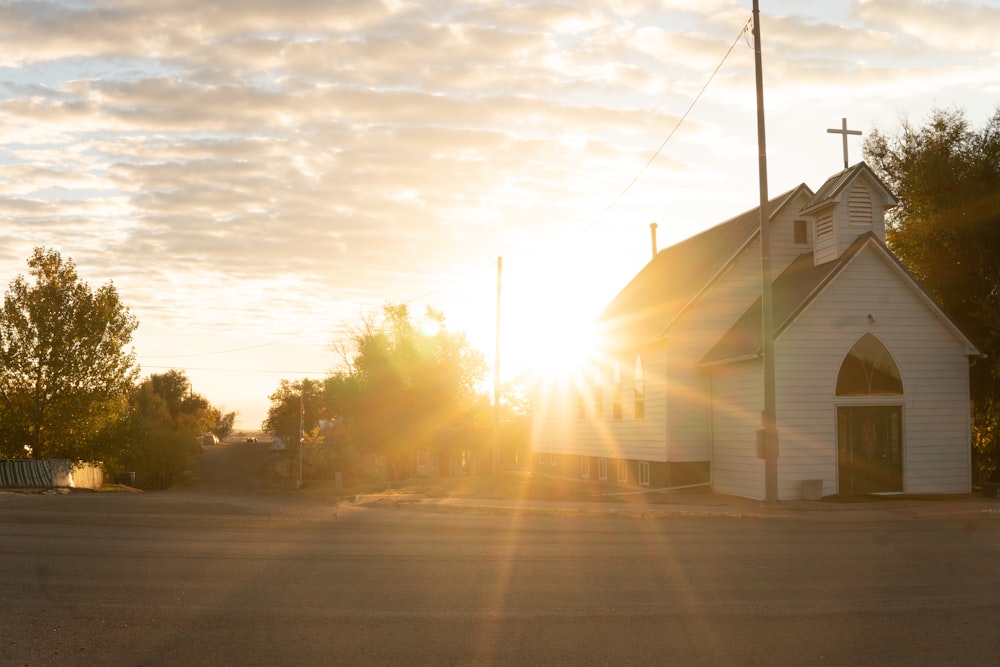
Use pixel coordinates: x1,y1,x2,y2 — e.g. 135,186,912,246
864,107,1000,482
210,408,237,440
344,304,486,479
262,378,326,446
119,370,224,488
0,247,139,461
263,304,487,482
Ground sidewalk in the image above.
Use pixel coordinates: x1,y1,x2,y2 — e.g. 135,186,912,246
353,490,1000,522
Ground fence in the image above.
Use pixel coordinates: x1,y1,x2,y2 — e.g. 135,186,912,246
0,459,104,489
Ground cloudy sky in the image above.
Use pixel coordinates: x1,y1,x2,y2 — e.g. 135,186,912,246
2,0,999,429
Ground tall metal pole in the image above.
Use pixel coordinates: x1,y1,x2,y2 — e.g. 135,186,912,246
493,256,502,474
752,0,779,502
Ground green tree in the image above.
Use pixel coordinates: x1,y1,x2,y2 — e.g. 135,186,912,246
210,408,237,440
345,304,486,479
864,106,1000,482
0,247,139,461
262,378,326,446
263,304,487,482
119,370,223,488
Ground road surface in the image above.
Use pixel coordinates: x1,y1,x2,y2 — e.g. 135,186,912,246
2,443,1000,665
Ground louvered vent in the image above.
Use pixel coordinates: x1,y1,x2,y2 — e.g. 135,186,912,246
848,185,872,226
816,215,834,242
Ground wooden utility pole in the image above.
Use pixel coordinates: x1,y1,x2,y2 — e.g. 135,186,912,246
297,392,304,489
493,256,502,474
752,0,779,502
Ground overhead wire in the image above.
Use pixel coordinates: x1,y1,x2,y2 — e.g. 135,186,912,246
146,17,752,374
590,15,753,228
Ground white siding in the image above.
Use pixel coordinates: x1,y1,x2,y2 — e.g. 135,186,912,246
666,247,761,462
531,345,668,462
710,360,765,499
774,245,972,498
769,190,815,270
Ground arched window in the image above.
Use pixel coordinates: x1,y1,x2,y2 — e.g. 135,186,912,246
633,354,645,420
836,333,903,396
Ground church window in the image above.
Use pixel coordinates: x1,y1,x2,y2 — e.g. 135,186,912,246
836,333,903,396
612,361,623,419
634,354,645,420
793,219,807,244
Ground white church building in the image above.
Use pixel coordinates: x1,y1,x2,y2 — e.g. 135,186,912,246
531,162,979,500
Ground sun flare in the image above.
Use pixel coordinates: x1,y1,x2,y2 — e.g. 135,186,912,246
502,294,599,382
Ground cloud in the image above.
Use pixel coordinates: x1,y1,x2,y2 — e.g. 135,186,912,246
1,0,998,426
857,0,1000,54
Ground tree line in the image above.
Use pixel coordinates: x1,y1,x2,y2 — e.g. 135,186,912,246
262,303,528,483
0,248,234,488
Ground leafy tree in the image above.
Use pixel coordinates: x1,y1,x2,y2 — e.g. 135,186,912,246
210,408,237,440
864,107,1000,482
0,247,139,461
262,378,326,446
344,304,486,479
263,304,487,481
119,370,223,488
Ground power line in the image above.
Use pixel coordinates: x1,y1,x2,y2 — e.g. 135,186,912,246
141,330,331,359
592,15,753,227
141,365,330,375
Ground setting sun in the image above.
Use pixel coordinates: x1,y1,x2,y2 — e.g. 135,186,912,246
497,259,605,383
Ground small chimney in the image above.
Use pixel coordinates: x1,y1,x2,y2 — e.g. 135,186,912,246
649,222,659,260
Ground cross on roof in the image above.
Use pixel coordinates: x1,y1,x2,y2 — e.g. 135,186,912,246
826,117,862,169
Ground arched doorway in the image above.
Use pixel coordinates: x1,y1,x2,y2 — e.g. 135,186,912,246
835,334,903,494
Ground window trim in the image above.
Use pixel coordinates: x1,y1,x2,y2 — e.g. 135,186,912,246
597,458,608,481
638,461,650,487
580,457,590,479
617,460,628,483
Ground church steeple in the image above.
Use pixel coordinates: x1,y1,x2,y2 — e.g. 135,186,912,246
798,162,897,266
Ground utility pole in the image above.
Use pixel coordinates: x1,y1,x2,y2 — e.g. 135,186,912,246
752,0,779,503
297,392,304,489
493,256,502,474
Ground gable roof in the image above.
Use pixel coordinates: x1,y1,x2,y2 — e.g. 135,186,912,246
596,184,812,349
799,161,897,215
700,232,981,365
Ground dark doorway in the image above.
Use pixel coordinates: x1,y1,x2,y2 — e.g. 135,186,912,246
837,406,903,495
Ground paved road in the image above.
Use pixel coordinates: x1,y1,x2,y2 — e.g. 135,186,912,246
3,445,1000,665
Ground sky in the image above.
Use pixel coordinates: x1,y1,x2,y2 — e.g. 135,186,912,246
1,0,999,430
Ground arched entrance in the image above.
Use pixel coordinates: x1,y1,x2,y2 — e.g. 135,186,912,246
835,334,903,494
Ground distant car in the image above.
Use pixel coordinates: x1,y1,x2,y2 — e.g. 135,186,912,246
202,434,219,447
245,436,257,443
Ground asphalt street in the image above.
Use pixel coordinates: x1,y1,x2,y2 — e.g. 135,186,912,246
3,444,1000,666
